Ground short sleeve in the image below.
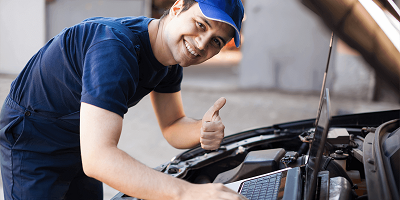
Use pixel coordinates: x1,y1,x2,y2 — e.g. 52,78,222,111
154,65,183,93
81,40,139,117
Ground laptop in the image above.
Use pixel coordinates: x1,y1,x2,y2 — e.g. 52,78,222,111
225,34,334,200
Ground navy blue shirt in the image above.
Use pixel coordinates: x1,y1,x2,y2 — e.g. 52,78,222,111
9,16,182,119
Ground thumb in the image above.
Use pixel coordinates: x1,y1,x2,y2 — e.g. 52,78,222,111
203,97,226,122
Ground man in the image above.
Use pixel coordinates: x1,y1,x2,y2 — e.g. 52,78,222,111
0,0,245,199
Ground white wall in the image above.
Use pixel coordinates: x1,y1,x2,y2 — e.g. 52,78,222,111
0,0,151,75
0,0,46,74
239,0,333,93
46,0,151,40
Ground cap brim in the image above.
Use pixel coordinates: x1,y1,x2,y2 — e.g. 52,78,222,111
197,2,241,47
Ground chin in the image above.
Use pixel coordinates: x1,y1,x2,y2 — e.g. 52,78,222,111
178,63,190,67
176,57,202,67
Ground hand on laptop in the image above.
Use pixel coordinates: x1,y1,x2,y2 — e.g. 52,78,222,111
181,183,248,200
200,97,226,150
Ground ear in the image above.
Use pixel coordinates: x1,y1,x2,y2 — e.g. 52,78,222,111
170,0,184,17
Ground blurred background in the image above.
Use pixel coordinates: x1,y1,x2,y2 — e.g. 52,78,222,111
0,0,399,199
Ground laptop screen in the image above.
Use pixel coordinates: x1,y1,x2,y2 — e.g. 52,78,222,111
303,31,334,200
304,88,332,200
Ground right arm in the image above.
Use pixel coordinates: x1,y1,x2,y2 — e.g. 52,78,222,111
80,102,246,200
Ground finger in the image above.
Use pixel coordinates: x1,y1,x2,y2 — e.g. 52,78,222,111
212,112,222,122
240,194,249,200
200,141,220,149
202,121,225,132
200,142,219,150
203,97,226,122
212,97,226,112
219,192,246,200
200,133,224,143
217,185,249,200
200,131,224,148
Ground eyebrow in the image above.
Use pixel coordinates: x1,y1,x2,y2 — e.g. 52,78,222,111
201,16,213,28
200,16,228,46
218,37,227,46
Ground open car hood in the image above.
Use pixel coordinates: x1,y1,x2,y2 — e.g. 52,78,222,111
112,110,400,200
301,0,400,93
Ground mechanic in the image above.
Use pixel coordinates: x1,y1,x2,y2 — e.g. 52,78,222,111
0,0,245,199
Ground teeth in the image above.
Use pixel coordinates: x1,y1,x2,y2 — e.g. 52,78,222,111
185,41,198,56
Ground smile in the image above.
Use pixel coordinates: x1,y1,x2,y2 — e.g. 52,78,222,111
185,41,199,57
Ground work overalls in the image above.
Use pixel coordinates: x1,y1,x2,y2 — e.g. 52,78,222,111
0,19,139,199
0,95,103,199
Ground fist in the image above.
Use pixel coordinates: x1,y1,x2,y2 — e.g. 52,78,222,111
200,97,226,150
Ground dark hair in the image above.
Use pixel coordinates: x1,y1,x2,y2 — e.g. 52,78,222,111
160,0,197,19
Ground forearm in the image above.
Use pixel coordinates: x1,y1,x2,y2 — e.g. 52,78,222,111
83,139,246,200
151,92,226,150
83,145,189,200
80,102,189,199
80,103,241,200
162,116,202,149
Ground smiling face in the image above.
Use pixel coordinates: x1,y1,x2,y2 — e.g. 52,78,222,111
158,0,235,67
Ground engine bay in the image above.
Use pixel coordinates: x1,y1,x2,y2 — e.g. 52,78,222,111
112,110,400,200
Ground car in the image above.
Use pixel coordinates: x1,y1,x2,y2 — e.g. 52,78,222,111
112,0,400,199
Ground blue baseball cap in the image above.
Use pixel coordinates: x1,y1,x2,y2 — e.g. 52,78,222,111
195,0,244,47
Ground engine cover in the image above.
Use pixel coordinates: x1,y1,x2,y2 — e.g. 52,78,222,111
213,148,286,183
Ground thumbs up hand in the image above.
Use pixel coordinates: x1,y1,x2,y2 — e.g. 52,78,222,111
200,97,226,150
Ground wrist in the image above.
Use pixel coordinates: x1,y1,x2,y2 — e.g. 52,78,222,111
168,178,194,200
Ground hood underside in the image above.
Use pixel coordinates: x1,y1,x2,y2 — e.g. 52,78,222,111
302,0,400,93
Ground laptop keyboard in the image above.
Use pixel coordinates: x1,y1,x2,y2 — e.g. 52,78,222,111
239,172,282,200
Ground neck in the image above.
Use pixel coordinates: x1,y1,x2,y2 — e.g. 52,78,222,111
148,18,176,66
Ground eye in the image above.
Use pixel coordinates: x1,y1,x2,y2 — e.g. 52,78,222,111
197,21,206,30
212,38,222,48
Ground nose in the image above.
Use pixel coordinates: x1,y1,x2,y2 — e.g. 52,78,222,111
195,33,211,50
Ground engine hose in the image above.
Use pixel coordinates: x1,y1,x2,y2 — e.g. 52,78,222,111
321,156,354,186
297,142,309,156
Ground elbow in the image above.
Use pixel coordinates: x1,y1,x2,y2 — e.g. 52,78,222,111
164,132,199,149
162,131,182,149
82,159,95,178
81,144,119,181
81,161,95,179
81,149,101,179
